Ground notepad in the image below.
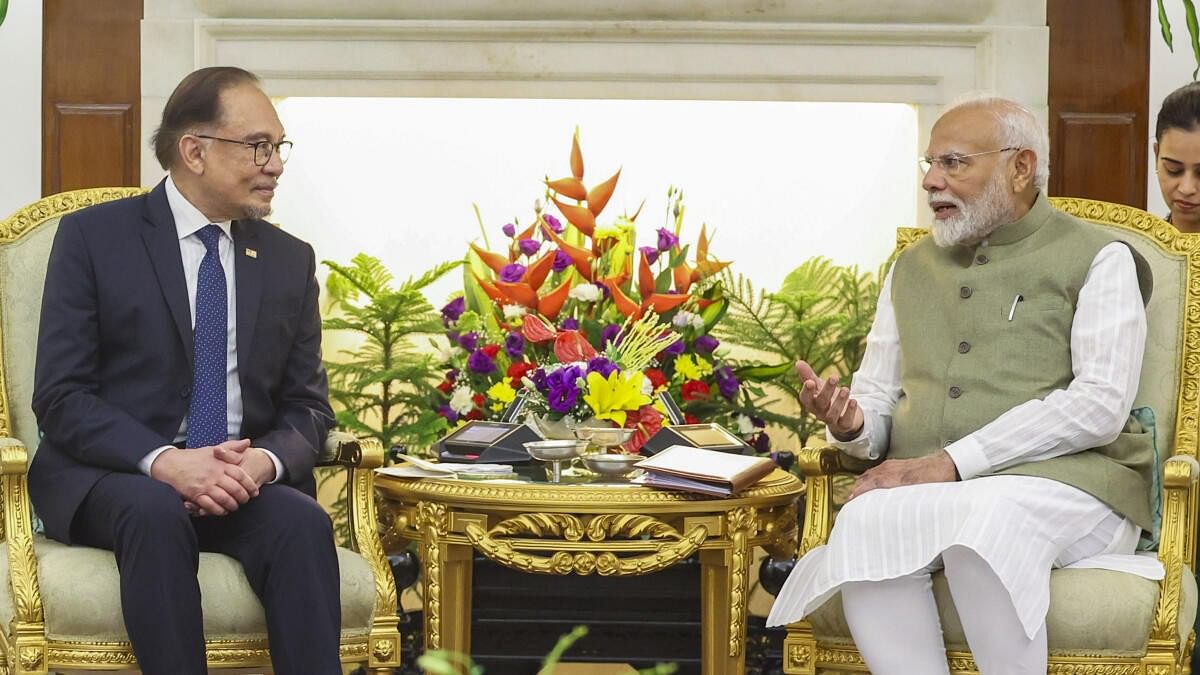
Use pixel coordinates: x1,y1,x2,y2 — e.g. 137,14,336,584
632,445,775,497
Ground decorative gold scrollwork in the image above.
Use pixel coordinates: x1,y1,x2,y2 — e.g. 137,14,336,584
18,646,42,670
417,501,448,649
727,506,756,657
463,513,709,577
371,637,396,661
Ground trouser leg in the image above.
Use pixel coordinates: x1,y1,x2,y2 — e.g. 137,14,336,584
195,483,342,675
71,472,206,675
841,569,951,675
942,545,1047,675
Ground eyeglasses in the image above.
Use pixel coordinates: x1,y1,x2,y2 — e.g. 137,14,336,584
919,147,1019,176
194,134,293,166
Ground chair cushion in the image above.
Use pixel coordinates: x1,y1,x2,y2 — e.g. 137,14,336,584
0,536,376,642
807,565,1197,657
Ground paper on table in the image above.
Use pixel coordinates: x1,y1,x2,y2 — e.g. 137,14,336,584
375,453,515,479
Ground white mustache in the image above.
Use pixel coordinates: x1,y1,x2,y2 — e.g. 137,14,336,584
928,192,964,209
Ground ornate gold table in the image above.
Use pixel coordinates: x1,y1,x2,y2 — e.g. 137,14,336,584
375,468,802,674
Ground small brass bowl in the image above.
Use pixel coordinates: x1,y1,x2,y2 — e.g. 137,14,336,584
574,426,635,447
523,439,587,461
581,453,642,477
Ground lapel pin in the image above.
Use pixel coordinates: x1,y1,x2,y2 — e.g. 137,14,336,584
245,248,258,259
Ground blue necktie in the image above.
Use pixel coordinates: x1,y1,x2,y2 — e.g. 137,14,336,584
186,225,228,448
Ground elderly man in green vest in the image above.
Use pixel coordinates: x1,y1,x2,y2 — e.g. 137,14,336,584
766,96,1163,674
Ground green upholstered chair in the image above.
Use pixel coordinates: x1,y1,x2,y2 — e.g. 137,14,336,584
782,197,1200,674
0,189,400,674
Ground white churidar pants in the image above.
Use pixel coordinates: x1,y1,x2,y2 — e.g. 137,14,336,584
766,476,1159,674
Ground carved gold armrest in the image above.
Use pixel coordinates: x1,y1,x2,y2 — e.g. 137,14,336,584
322,432,400,668
1150,454,1199,646
1,436,47,654
319,429,385,469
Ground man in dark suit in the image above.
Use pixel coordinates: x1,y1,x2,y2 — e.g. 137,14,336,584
30,66,341,674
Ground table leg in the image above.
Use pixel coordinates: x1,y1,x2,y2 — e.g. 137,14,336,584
440,542,474,656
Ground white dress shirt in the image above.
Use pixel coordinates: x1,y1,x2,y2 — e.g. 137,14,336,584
137,176,283,482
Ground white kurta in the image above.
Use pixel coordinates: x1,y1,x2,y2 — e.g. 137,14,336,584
766,242,1165,637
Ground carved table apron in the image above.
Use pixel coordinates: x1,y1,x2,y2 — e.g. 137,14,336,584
376,469,801,674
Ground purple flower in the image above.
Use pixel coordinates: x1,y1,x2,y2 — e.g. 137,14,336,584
694,335,719,353
518,238,541,257
499,263,526,283
587,357,618,379
656,228,679,252
531,368,549,392
502,222,516,237
437,404,459,423
552,249,572,273
458,332,479,352
545,365,583,414
467,349,496,375
715,365,739,401
753,432,771,454
560,317,579,330
505,332,525,358
751,415,765,428
661,340,685,358
441,297,465,327
600,324,622,347
543,214,564,233
447,368,460,381
639,245,660,265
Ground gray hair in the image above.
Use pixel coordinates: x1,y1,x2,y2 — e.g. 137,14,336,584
943,93,1049,191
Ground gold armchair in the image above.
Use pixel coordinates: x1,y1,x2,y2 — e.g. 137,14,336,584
0,189,400,674
783,198,1200,674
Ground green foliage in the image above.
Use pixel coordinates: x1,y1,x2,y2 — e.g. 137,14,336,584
0,0,7,28
1159,0,1200,79
322,253,462,451
712,257,884,445
417,625,678,674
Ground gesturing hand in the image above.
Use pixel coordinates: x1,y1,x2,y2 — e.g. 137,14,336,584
795,360,864,440
152,439,259,516
847,451,958,501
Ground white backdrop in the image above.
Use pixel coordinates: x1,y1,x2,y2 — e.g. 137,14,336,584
271,97,917,305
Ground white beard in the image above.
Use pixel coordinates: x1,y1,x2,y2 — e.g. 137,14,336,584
929,173,1014,248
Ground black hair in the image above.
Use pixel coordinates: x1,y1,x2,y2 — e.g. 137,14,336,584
151,66,261,170
1156,82,1200,142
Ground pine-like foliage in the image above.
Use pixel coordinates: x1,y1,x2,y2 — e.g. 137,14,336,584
713,257,884,445
322,254,462,451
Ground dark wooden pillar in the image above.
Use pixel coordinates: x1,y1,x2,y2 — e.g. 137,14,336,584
1047,0,1150,207
42,0,143,194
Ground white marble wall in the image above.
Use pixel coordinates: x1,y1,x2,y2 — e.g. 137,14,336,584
141,1,1050,231
0,2,43,218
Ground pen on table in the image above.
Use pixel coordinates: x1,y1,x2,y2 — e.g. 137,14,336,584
1007,294,1024,321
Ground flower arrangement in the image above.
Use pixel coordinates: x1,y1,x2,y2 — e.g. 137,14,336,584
434,131,765,453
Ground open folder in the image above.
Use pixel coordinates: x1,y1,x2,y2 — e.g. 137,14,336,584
632,445,775,497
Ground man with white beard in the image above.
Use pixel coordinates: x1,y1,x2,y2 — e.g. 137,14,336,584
766,96,1163,674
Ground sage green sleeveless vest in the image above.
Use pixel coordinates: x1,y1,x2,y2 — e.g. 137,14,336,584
890,193,1156,531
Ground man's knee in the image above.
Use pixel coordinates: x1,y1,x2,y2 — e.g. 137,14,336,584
258,485,334,541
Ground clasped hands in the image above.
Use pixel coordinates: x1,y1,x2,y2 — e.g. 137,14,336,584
796,360,957,500
150,439,277,517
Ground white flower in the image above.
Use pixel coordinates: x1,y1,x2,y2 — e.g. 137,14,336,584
502,304,527,320
641,375,654,396
569,283,603,303
436,340,462,363
672,311,696,328
690,314,705,330
449,385,476,415
733,412,756,435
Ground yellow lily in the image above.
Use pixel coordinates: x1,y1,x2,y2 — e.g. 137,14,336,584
582,370,652,427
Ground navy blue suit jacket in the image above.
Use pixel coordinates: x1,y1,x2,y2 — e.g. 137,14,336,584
30,180,335,543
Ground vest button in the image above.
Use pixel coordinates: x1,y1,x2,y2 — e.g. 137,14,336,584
958,341,970,354
975,254,989,265
959,286,972,299
948,385,962,398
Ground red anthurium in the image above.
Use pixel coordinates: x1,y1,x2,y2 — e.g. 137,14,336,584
554,330,599,362
622,404,664,454
521,315,558,342
681,380,711,401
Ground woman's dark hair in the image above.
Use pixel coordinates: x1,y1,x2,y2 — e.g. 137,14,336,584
1156,82,1200,142
151,66,260,170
